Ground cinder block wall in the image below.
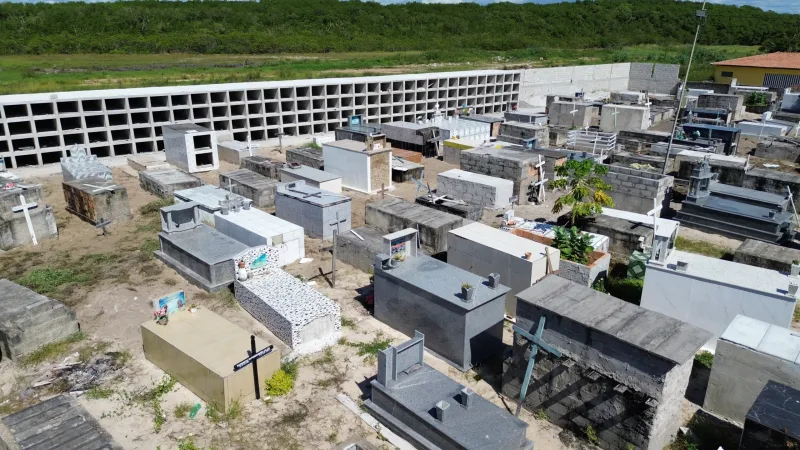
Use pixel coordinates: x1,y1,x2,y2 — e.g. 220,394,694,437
733,238,800,273
743,168,800,206
498,123,549,147
753,139,800,163
460,151,538,205
519,63,632,106
437,170,513,209
603,166,673,215
697,94,745,121
583,215,653,260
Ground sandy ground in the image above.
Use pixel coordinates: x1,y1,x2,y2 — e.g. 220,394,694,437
0,138,754,449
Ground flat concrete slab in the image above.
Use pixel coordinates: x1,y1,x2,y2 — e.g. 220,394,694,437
139,168,203,199
219,169,279,208
365,198,463,253
240,156,282,179
213,208,304,266
173,185,252,223
1,394,121,450
62,178,132,225
286,147,324,170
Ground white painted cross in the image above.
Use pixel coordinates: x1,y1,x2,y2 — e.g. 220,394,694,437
645,197,662,261
225,177,234,194
83,183,118,194
569,102,579,127
612,105,620,130
246,133,257,157
11,194,38,245
532,155,548,204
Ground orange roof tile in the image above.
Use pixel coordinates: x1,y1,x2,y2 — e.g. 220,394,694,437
713,52,800,70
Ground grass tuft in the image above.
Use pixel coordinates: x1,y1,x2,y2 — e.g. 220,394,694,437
675,237,733,260
17,268,91,294
694,350,714,369
86,387,115,400
173,401,194,419
21,331,86,366
139,198,173,216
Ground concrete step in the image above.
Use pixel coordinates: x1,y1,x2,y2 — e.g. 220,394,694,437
13,304,75,330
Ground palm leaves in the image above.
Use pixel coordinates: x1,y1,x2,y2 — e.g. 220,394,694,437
551,159,613,225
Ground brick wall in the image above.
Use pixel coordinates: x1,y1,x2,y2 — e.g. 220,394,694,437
602,166,674,215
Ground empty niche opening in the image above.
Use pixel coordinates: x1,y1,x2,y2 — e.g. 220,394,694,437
151,96,168,108
131,112,150,124
230,104,245,116
213,120,230,131
85,115,105,129
354,84,366,95
8,121,32,135
171,95,189,106
57,101,80,114
392,93,402,103
298,125,310,135
266,116,279,126
108,114,128,127
328,110,340,120
249,117,264,128
447,100,456,109
4,104,28,118
250,129,265,140
210,92,226,103
416,103,426,111
282,115,296,125
354,108,366,116
193,134,212,150
326,98,339,108
296,86,310,98
265,103,279,114
212,105,228,117
380,117,391,124
129,97,147,109
173,109,190,121
114,143,132,155
416,92,425,101
41,151,62,165
267,129,279,139
15,153,39,167
229,91,244,103
156,140,165,151
380,106,390,115
281,101,295,113
64,134,84,146
282,126,296,136
279,87,294,99
341,97,353,108
366,83,377,93
0,141,8,152
404,92,414,102
191,93,208,105
393,105,402,114
105,98,125,111
91,146,110,157
487,75,496,84
233,131,248,141
111,129,130,141
340,119,349,128
380,82,390,92
31,103,54,116
88,131,108,143
313,112,325,121
193,108,210,120
312,99,324,110
392,115,403,122
248,103,263,115
405,114,415,122
3,156,11,169
136,141,155,153
341,109,353,118
341,84,352,95
297,113,310,123
326,85,339,96
367,95,378,105
244,90,259,102
311,85,324,97
154,126,164,137
62,117,83,131
297,99,310,111
231,119,246,130
152,110,170,123
417,80,426,89
477,86,485,95
427,91,436,100
380,94,390,103
404,104,414,113
326,123,337,132
313,123,325,133
38,135,60,149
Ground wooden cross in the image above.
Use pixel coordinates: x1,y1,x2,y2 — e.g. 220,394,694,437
232,335,274,401
512,316,562,416
83,183,118,194
95,217,112,236
11,194,38,245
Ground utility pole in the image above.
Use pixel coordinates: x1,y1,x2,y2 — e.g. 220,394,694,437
662,1,708,175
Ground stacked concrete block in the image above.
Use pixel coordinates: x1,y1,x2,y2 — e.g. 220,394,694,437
497,121,549,147
519,63,634,105
60,147,113,182
599,104,650,132
275,180,351,239
734,239,800,273
602,165,673,214
217,140,253,165
459,146,541,205
610,91,646,104
753,137,800,164
240,155,281,179
62,177,132,225
698,93,745,121
743,168,800,208
0,279,79,361
335,226,387,273
547,101,593,128
675,150,748,185
616,130,670,152
503,276,711,450
219,169,279,208
163,124,219,173
628,63,679,94
279,164,342,194
139,168,203,199
0,183,58,250
286,146,324,170
504,108,548,125
173,184,253,224
583,214,654,259
415,195,484,221
365,197,463,254
437,169,513,210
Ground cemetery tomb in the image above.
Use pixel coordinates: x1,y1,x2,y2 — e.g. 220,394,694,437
641,250,795,351
442,139,484,166
214,206,304,266
503,276,711,450
681,123,741,155
233,246,341,355
126,154,170,172
174,184,253,224
335,226,395,274
139,168,202,199
240,155,282,179
459,145,543,205
508,219,610,253
217,140,253,165
323,140,392,194
0,183,58,250
704,315,800,423
365,332,533,450
218,169,279,208
390,157,424,183
62,178,132,225
448,222,557,317
733,238,800,273
437,169,514,210
0,279,79,361
0,394,122,450
740,381,800,450
548,101,593,128
142,308,280,411
504,108,548,125
389,148,422,164
674,150,748,185
286,146,325,170
414,194,484,221
154,202,249,292
497,121,549,148
365,197,463,254
601,165,674,215
275,181,351,240
373,230,510,371
60,146,113,182
279,164,342,194
599,104,650,132
163,123,220,173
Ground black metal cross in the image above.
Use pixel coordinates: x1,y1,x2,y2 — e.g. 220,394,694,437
232,335,274,400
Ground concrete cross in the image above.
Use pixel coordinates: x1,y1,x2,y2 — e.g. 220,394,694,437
569,102,579,127
95,217,112,236
532,155,548,204
11,194,38,245
83,183,118,194
612,105,620,130
225,178,234,195
512,316,561,416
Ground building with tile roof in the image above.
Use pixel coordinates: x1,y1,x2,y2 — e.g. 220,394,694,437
713,52,800,88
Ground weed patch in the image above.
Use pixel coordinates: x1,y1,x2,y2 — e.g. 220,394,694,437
16,268,91,294
205,399,243,424
21,331,86,366
694,351,714,369
277,403,310,427
86,386,114,400
340,316,357,329
173,401,194,419
675,237,733,260
139,198,173,216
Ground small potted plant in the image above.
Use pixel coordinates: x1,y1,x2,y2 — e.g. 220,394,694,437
461,282,474,301
792,260,800,277
393,253,405,263
153,305,169,326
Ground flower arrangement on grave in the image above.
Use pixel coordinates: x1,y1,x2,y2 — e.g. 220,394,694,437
461,282,474,301
153,305,169,325
392,253,405,262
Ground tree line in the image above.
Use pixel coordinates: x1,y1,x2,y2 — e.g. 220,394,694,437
0,0,797,55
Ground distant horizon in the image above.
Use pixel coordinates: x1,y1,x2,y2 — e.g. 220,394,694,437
2,0,799,14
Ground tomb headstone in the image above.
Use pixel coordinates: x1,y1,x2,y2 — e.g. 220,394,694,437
287,146,325,170
240,155,282,179
62,178,132,225
275,181,351,240
173,184,252,224
323,140,392,194
0,184,58,250
365,197,463,254
335,226,395,274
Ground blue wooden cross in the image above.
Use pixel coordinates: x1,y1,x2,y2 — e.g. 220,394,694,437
512,316,562,416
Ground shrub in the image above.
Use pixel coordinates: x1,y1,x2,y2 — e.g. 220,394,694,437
265,363,298,397
695,350,714,369
552,226,594,265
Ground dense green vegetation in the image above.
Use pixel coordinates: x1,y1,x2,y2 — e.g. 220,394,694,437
0,0,797,55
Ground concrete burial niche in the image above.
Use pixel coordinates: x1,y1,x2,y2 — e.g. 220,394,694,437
0,184,58,250
62,178,132,226
415,194,484,221
503,276,711,450
704,315,800,423
139,168,203,199
240,155,282,179
373,251,510,371
173,184,252,225
437,169,514,210
155,202,249,292
365,197,463,254
279,164,343,194
365,333,533,450
322,140,392,194
0,279,79,361
127,154,171,173
447,222,558,317
286,146,324,170
548,101,593,128
459,145,543,205
498,121,549,148
275,181,351,240
213,206,304,266
162,123,220,173
142,308,280,411
602,165,674,215
219,169,279,208
0,394,122,450
641,250,796,350
599,104,650,132
233,246,341,355
740,381,800,450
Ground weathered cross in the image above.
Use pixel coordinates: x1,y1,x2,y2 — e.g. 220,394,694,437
83,183,118,194
612,105,620,130
569,102,579,126
512,316,561,416
225,178,234,195
232,335,274,401
532,155,548,205
11,194,38,245
95,217,112,236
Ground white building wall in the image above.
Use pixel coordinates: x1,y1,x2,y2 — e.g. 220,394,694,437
322,145,369,193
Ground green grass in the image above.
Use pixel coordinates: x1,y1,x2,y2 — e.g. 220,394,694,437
340,316,357,329
21,331,87,366
695,351,714,370
675,237,734,260
205,399,243,424
264,362,300,397
16,268,92,294
173,402,194,419
138,198,173,216
86,387,115,400
348,336,393,357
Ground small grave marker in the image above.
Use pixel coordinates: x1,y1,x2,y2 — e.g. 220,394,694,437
232,335,274,400
11,193,38,245
95,217,112,236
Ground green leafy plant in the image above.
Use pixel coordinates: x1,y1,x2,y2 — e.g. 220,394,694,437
745,92,768,106
551,159,613,224
592,278,608,293
695,351,714,369
265,362,299,397
585,424,598,444
461,283,473,290
793,260,799,265
552,226,594,265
